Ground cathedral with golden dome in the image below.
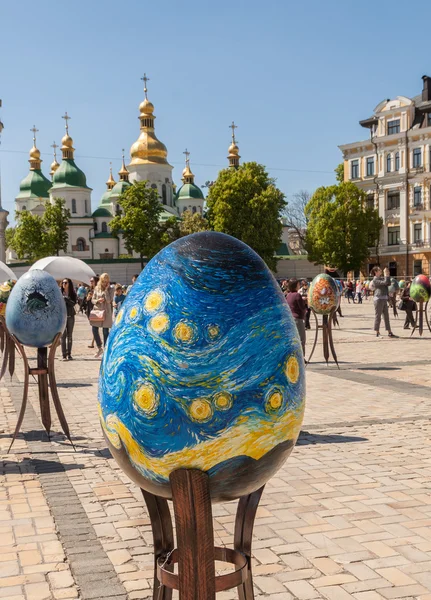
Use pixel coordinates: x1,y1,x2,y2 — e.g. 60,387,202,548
8,76,241,262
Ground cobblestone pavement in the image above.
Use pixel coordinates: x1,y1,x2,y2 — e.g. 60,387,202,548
1,300,431,600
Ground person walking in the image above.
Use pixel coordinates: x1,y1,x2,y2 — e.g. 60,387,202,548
113,284,126,317
90,273,115,358
86,276,99,348
400,279,416,329
346,279,355,303
355,280,363,304
61,278,77,360
285,278,307,355
299,280,311,329
371,266,396,338
77,283,87,314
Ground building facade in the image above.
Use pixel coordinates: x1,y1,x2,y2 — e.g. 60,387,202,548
339,75,431,277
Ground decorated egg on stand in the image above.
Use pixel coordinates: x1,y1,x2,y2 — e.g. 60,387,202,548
388,278,399,294
98,232,306,502
6,270,66,347
399,280,406,289
0,280,16,316
308,273,338,315
409,274,431,303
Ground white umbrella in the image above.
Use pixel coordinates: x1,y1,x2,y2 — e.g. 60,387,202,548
0,261,17,282
30,256,96,285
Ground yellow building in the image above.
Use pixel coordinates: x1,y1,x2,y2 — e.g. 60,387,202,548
339,75,431,277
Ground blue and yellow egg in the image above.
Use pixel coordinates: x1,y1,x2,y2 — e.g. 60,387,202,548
98,232,305,501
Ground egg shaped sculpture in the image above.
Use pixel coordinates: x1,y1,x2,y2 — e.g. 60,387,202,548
98,232,305,502
388,278,399,294
308,273,338,315
334,279,343,308
399,280,406,289
409,274,431,303
6,270,66,348
0,280,15,316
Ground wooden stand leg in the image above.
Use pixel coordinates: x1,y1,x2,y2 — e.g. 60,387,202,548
411,307,419,337
306,309,319,366
141,490,174,600
234,486,265,600
170,470,216,600
328,309,339,369
419,300,424,336
37,348,51,436
48,333,74,446
425,301,431,333
8,336,30,453
322,315,329,365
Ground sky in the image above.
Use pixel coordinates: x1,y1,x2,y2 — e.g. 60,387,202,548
1,0,431,222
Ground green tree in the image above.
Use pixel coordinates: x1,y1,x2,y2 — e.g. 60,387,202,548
335,162,344,183
7,210,45,262
305,181,383,275
206,162,286,271
180,210,210,236
42,198,70,256
110,181,163,268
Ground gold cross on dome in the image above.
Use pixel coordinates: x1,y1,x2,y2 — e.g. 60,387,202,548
62,112,71,134
30,125,39,145
141,73,150,99
183,148,190,166
229,121,238,143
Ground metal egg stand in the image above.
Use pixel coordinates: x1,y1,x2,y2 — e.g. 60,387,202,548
306,307,339,368
410,299,431,337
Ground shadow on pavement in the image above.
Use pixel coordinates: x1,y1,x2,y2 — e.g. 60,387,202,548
297,431,368,445
1,458,84,474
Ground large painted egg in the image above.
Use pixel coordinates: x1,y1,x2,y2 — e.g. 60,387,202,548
98,232,305,501
308,274,338,315
409,274,431,302
0,280,15,316
388,278,399,294
6,270,66,347
399,280,406,289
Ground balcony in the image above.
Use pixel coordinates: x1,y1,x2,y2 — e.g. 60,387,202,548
414,166,425,174
411,203,425,211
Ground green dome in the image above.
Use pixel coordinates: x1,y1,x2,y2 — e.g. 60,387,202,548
92,207,112,218
175,182,204,202
51,159,90,189
100,189,112,206
17,169,51,200
110,180,131,199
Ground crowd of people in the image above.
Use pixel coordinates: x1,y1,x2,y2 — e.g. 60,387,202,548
279,269,427,356
59,273,138,361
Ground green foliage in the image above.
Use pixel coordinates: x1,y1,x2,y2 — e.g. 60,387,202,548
180,210,210,236
110,181,164,268
206,162,286,271
42,198,71,256
6,198,70,262
305,181,383,275
335,163,345,184
7,210,46,262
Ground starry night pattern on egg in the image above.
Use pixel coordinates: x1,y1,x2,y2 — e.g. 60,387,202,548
98,232,305,501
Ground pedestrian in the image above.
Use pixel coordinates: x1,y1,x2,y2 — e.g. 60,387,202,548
298,279,311,329
77,282,87,314
355,280,363,304
61,278,77,361
113,284,126,317
346,279,355,303
126,274,139,295
86,276,99,348
371,266,396,338
285,278,307,356
90,273,115,358
400,278,416,329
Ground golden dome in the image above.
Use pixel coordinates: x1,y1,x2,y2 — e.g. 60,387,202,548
106,166,116,190
61,133,73,148
29,145,41,160
50,159,60,175
118,154,129,178
139,98,154,115
228,142,239,156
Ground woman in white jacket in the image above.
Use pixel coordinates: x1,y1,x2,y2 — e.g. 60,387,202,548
91,273,114,358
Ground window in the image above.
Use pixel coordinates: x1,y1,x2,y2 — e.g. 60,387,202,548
182,207,187,213
351,159,359,179
387,119,400,135
101,222,108,233
162,184,167,205
22,206,26,211
192,206,196,214
414,224,422,242
395,152,400,171
414,259,423,276
84,199,88,214
76,238,85,251
388,261,397,277
414,186,422,206
366,157,374,176
388,227,400,246
151,183,157,189
386,154,392,173
366,194,375,210
94,222,98,232
413,148,422,168
71,198,77,214
387,191,400,210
